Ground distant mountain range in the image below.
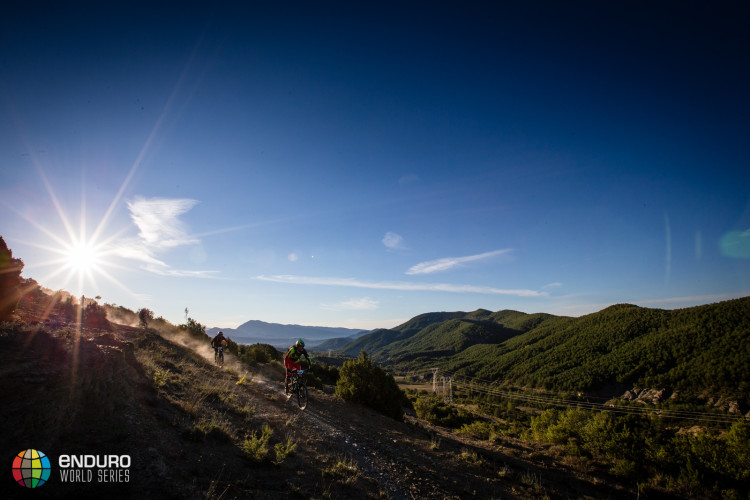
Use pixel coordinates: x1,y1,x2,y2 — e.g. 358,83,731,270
320,298,750,398
206,320,370,348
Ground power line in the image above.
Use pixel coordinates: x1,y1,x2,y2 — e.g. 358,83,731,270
400,368,742,425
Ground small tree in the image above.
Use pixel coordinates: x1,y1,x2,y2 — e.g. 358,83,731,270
0,236,24,320
335,350,405,420
138,308,154,329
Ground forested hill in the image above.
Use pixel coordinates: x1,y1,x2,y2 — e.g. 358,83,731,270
329,298,750,397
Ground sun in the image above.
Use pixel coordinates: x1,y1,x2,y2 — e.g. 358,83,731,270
64,239,103,274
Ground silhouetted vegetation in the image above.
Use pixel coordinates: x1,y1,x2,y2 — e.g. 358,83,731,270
0,236,24,320
83,300,110,330
138,307,154,329
178,316,209,341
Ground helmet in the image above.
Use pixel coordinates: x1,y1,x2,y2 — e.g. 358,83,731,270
296,339,305,347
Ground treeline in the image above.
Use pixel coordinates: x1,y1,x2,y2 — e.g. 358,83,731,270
448,300,750,397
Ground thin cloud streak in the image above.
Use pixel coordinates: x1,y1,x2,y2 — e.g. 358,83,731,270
143,266,220,278
406,249,512,275
256,274,547,297
322,297,380,311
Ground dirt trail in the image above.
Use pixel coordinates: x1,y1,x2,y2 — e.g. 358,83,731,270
245,375,418,498
247,372,529,499
244,364,637,499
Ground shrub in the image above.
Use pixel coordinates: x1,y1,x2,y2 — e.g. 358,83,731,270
179,317,208,340
335,351,404,420
243,424,273,462
138,308,154,329
238,343,280,364
458,421,496,441
274,436,297,464
413,394,474,428
153,368,171,387
83,301,110,330
312,361,340,385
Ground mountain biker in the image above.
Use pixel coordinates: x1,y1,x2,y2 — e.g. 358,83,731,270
284,339,311,392
211,331,231,361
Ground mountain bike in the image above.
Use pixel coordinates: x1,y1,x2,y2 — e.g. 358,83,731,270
215,346,224,367
285,368,309,410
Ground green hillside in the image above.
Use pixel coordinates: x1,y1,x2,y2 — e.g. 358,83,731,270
448,299,750,396
333,298,750,398
336,309,562,362
377,319,521,362
391,311,472,335
338,328,415,357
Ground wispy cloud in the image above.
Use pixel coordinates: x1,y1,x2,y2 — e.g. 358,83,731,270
114,196,218,278
256,274,546,297
127,197,200,248
406,249,512,275
382,232,406,250
111,240,169,267
322,297,380,311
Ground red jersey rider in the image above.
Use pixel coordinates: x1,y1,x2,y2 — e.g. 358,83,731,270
284,339,311,392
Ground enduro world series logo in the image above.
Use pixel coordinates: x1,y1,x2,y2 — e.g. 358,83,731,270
12,449,131,488
12,450,51,488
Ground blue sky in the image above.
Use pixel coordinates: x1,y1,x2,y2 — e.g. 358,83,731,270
1,2,748,329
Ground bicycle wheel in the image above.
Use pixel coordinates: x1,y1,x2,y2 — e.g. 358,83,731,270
297,384,308,410
219,351,224,367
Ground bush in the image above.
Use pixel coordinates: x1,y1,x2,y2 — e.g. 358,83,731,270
243,424,273,462
138,308,154,329
274,436,297,464
83,302,110,330
457,421,494,441
335,351,404,420
238,343,281,365
413,393,474,428
313,362,340,385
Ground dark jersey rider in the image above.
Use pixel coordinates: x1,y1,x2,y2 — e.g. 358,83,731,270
211,331,231,358
284,339,311,391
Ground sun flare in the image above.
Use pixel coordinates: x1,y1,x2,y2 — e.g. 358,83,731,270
64,240,103,274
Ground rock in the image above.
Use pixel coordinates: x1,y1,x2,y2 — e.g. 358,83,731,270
622,390,637,401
